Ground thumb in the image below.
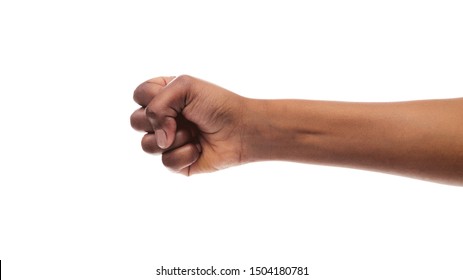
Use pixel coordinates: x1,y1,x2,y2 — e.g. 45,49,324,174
145,75,194,149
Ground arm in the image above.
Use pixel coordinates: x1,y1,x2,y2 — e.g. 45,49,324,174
130,75,463,186
243,98,463,186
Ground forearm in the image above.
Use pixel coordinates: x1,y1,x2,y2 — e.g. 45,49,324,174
242,98,463,185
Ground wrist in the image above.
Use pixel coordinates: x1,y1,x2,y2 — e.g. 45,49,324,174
240,99,318,163
239,98,269,163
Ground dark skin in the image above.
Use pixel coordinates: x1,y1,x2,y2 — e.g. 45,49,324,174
130,75,463,186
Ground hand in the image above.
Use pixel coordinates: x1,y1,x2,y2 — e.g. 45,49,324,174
131,76,463,185
130,75,249,175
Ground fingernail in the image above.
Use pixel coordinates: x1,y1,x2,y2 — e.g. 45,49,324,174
155,130,167,149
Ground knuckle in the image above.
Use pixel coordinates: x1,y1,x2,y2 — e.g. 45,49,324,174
130,111,137,128
161,144,198,173
145,104,166,130
133,82,147,103
144,105,158,120
175,74,193,86
130,109,141,129
130,108,147,131
141,134,157,153
162,152,178,170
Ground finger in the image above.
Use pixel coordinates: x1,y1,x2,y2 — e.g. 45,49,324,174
130,108,153,132
133,76,176,107
145,75,196,149
162,143,200,174
142,128,194,154
131,107,199,133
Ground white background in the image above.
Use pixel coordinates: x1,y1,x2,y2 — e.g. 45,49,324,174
1,0,462,279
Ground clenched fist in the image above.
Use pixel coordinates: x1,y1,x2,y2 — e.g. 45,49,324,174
130,75,250,175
